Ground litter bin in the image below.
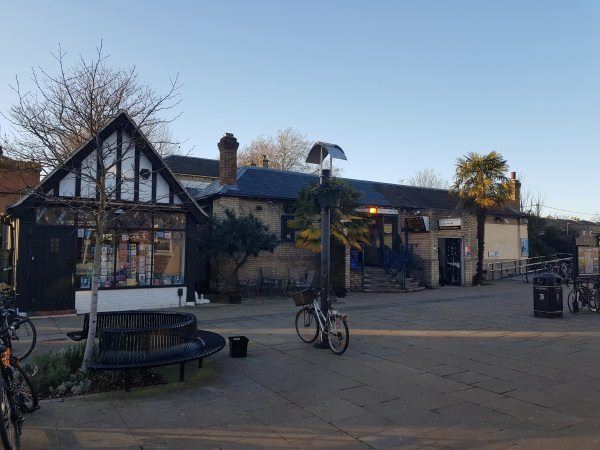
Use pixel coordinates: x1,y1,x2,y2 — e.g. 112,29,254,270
533,273,563,318
228,336,249,358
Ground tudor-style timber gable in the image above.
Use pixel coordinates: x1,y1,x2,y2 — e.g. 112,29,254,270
9,111,204,220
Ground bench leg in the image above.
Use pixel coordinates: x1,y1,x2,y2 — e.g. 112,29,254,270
179,363,185,382
198,358,203,368
123,370,131,392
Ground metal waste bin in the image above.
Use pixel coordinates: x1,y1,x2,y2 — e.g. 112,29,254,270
533,273,563,317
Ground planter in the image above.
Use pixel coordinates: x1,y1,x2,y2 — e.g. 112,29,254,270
228,336,249,358
317,188,342,209
228,295,242,304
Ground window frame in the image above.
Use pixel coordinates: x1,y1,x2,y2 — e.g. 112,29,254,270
280,215,296,243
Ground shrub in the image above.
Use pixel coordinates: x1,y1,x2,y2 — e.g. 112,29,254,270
29,351,70,397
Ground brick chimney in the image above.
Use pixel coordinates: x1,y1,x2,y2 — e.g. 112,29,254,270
218,132,239,185
508,171,521,210
261,154,269,168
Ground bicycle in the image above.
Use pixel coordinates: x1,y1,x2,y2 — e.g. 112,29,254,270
567,279,599,315
0,290,36,361
293,288,349,355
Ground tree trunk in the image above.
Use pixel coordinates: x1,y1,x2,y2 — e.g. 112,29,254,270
82,137,104,371
218,256,248,295
81,219,103,371
474,207,486,285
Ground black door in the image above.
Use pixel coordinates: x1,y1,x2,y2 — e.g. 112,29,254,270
444,238,462,286
28,226,76,311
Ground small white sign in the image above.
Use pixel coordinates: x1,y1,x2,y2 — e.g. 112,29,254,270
439,218,462,230
488,250,501,258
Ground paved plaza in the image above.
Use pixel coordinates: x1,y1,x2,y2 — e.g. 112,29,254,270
21,281,600,449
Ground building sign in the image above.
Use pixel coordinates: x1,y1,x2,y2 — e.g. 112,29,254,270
488,250,501,258
439,218,462,230
520,238,529,257
578,247,600,275
405,216,430,233
355,207,399,215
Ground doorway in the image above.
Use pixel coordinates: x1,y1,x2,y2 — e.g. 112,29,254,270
22,226,76,311
438,237,462,286
364,215,400,266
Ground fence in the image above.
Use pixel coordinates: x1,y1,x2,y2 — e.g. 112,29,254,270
486,253,573,283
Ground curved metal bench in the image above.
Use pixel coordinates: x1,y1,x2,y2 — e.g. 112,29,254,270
68,311,225,388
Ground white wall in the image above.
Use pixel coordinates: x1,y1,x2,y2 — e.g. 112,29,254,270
58,171,76,196
121,132,136,201
75,287,187,314
156,172,170,204
139,154,153,202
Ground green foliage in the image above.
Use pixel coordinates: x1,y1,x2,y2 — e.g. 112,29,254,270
26,342,94,397
451,151,513,210
200,210,277,291
29,351,70,397
289,179,370,252
452,151,513,284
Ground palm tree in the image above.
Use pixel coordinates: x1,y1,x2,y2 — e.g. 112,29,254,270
290,180,370,253
452,151,513,285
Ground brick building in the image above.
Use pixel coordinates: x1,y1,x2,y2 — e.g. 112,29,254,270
0,150,40,285
171,133,527,292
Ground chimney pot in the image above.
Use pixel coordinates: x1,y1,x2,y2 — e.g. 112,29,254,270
261,154,269,168
218,132,239,185
511,171,516,180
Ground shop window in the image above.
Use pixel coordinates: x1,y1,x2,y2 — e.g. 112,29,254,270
152,231,185,285
76,226,185,289
115,231,153,287
153,212,186,230
112,210,153,229
36,207,76,226
76,231,115,289
281,215,295,242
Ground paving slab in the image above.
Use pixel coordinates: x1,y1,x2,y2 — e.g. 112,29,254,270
20,281,600,449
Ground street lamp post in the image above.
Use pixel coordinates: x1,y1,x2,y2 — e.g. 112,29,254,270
306,142,347,349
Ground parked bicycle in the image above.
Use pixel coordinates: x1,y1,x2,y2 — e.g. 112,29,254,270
0,292,39,450
292,288,349,355
0,290,36,361
567,279,600,315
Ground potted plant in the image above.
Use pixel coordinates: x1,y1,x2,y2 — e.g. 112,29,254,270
316,184,343,209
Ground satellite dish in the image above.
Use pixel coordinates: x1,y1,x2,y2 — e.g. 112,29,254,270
306,141,347,164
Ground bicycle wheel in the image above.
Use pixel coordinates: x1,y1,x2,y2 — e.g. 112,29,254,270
12,365,38,413
9,318,36,361
327,315,349,355
295,308,319,343
0,383,20,450
587,289,598,313
568,290,584,315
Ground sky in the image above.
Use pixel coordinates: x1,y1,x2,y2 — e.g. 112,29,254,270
1,1,599,217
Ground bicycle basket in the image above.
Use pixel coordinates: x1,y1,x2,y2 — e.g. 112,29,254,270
291,289,317,307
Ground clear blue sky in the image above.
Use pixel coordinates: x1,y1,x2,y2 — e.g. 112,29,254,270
1,1,599,217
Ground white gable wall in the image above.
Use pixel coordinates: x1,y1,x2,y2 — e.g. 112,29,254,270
139,154,153,202
80,150,97,198
121,132,136,201
156,171,170,204
58,171,76,196
51,128,188,206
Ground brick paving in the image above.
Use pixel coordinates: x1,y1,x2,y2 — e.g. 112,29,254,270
21,281,600,449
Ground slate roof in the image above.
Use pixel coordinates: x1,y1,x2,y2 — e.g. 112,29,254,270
191,166,523,216
163,155,219,178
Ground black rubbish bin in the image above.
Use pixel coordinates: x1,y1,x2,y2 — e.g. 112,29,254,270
228,336,249,358
533,273,563,318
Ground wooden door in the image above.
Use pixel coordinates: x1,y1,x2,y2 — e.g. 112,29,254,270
28,226,76,311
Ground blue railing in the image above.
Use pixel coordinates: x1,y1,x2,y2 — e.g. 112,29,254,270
382,246,409,289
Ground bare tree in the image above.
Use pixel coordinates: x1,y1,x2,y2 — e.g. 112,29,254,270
3,41,182,173
238,127,312,172
2,42,183,371
406,168,450,189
